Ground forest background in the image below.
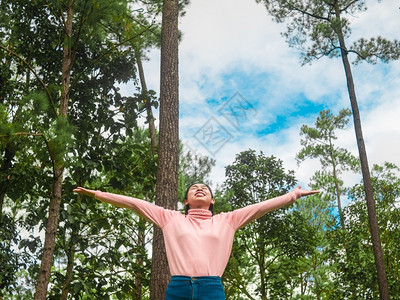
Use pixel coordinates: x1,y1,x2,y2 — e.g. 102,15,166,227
1,0,399,299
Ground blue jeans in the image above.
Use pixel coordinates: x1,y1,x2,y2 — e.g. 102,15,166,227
165,276,226,300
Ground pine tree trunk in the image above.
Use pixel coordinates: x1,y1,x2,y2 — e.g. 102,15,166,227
341,54,390,299
150,0,179,299
334,3,390,299
34,166,64,300
34,1,73,299
136,51,158,153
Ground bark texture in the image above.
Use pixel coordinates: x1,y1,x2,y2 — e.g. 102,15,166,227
150,0,179,299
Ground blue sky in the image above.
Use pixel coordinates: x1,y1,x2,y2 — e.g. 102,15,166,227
122,0,400,193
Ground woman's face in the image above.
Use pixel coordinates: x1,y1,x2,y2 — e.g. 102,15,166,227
184,183,215,210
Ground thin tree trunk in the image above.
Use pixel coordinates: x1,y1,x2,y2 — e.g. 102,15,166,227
0,144,14,218
150,0,179,298
60,242,76,300
135,218,147,300
1,48,16,218
34,1,73,299
34,166,65,300
135,51,158,153
329,141,345,229
259,253,267,300
334,3,390,299
312,256,321,300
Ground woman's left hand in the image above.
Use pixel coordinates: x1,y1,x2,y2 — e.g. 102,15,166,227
292,186,320,199
73,187,96,198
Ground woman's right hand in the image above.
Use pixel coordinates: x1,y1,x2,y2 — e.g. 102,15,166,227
73,187,96,198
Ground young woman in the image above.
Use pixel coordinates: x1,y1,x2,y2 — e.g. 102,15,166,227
73,184,319,299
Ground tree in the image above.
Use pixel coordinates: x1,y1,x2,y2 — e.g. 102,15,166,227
0,0,158,297
223,150,318,299
293,192,336,299
331,162,400,298
52,131,157,299
132,16,161,153
256,1,400,297
296,109,362,298
150,0,180,298
297,108,359,229
33,1,74,298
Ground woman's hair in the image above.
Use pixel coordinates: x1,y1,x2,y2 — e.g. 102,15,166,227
184,183,214,215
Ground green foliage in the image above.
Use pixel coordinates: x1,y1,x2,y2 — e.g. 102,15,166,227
294,192,338,298
0,214,19,293
336,162,400,298
351,37,400,65
225,149,296,203
47,128,156,299
0,0,163,298
257,0,399,65
223,149,318,298
297,109,359,171
297,108,359,229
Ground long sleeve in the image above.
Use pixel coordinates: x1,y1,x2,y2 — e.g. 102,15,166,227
94,191,176,228
228,191,297,230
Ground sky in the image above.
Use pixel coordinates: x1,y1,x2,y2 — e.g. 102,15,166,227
122,0,400,195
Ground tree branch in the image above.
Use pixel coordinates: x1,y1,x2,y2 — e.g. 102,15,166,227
0,131,44,138
0,45,57,117
282,0,330,22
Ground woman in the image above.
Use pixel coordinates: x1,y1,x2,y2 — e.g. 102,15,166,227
73,184,319,299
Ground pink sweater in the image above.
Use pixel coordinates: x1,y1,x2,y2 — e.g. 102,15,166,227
95,191,297,277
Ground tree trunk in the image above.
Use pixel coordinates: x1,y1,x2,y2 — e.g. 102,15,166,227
34,166,65,300
135,51,158,153
329,141,345,229
34,1,73,299
259,254,267,300
0,143,14,218
334,3,390,299
135,218,147,300
1,50,16,218
60,242,76,300
150,0,179,299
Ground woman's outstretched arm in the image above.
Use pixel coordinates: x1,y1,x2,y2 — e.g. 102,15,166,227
230,186,320,229
73,187,146,210
73,187,176,227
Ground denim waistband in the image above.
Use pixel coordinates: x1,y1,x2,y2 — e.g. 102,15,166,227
171,275,221,282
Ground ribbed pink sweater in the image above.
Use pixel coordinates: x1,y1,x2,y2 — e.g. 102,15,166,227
95,191,297,277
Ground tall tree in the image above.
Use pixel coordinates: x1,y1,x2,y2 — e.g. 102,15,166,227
256,1,400,297
296,109,361,298
297,108,359,229
150,0,179,298
34,1,74,298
